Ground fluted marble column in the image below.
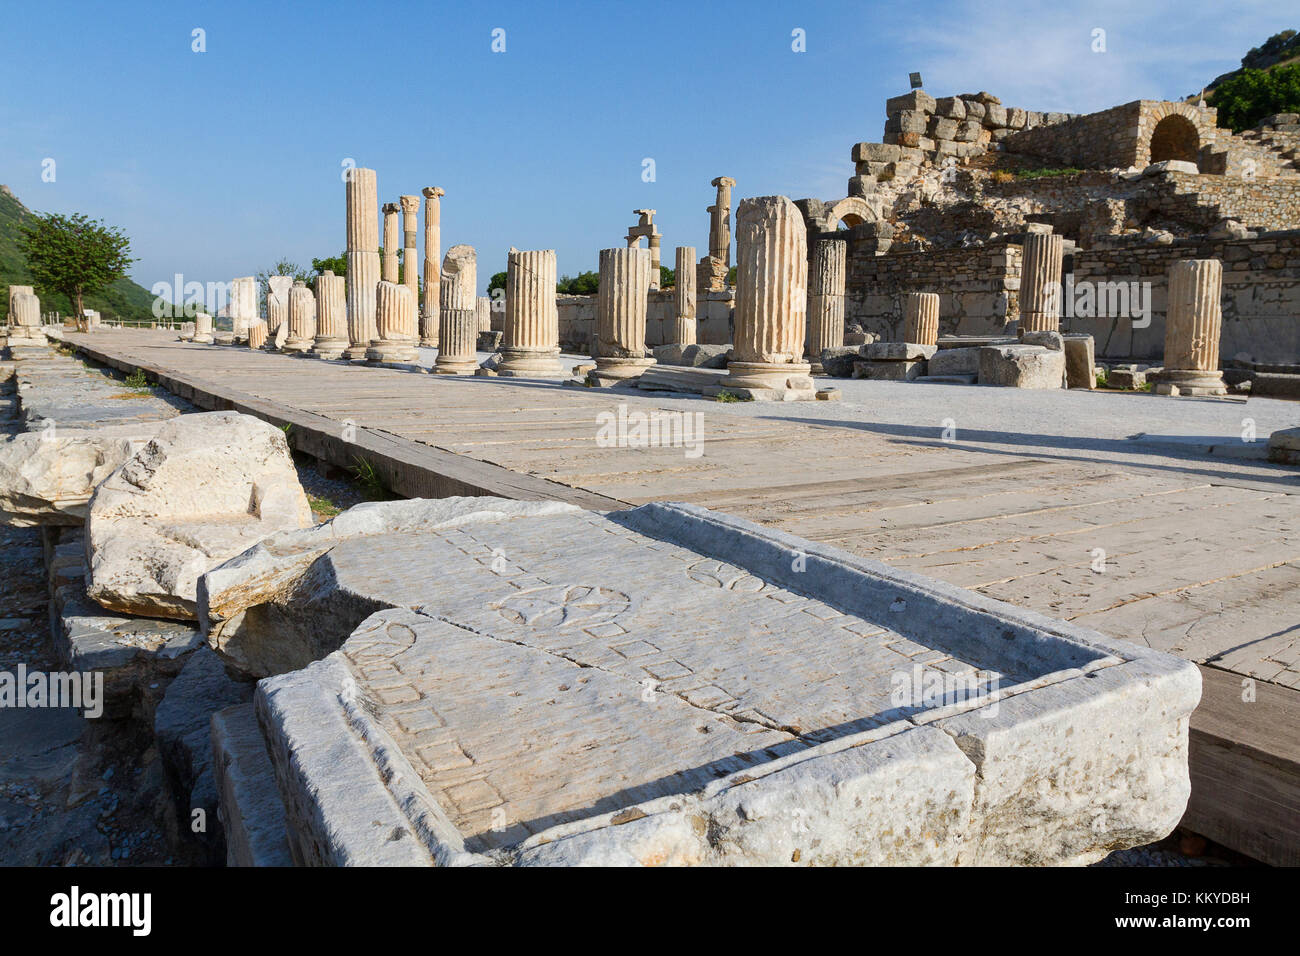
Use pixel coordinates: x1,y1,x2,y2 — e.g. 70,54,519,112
1157,258,1226,396
265,288,287,350
420,186,445,347
1020,233,1063,333
400,195,420,303
311,270,348,358
902,292,939,347
709,176,737,267
345,167,380,360
498,248,564,377
247,320,268,349
720,195,813,395
367,280,419,364
672,246,697,345
476,296,492,332
229,276,257,338
592,247,655,382
10,291,41,339
382,203,400,284
806,239,846,373
193,311,214,344
7,285,34,329
283,281,316,353
434,244,479,375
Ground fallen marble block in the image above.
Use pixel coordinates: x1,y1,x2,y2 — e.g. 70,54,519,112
249,499,1199,866
200,496,580,677
210,703,294,867
928,347,981,377
853,359,926,381
0,422,165,526
86,411,313,620
652,343,732,369
863,342,937,362
154,647,253,864
978,345,1065,389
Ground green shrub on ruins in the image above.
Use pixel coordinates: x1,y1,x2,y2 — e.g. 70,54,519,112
1209,63,1300,131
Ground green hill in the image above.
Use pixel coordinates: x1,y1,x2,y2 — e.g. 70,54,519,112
1,184,157,323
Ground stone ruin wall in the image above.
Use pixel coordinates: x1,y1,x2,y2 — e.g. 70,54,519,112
843,230,1300,364
558,290,734,354
1149,171,1300,233
1003,101,1151,171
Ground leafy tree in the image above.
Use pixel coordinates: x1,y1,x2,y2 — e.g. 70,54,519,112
257,258,312,287
659,266,675,288
487,271,507,295
556,271,599,295
17,212,135,320
311,252,347,277
1209,63,1300,131
726,266,737,287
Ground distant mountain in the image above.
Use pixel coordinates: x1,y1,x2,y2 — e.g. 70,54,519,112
0,184,157,322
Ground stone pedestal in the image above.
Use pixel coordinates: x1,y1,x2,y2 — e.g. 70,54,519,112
1154,258,1227,396
7,285,34,327
434,245,479,375
367,281,419,364
311,271,348,359
903,292,940,347
671,246,697,345
807,240,847,373
265,290,287,350
9,291,43,340
230,277,257,338
283,282,316,353
346,168,380,360
247,320,268,350
719,195,814,399
592,247,655,384
1019,233,1063,333
498,249,564,377
382,203,400,284
193,311,214,345
420,187,445,348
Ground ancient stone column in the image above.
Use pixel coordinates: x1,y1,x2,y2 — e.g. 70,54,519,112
420,186,445,347
709,176,737,268
193,311,214,344
672,246,697,345
806,240,847,373
283,281,317,353
592,247,655,382
720,196,813,395
475,296,492,332
400,195,420,302
346,167,380,360
265,286,288,349
648,234,662,290
1157,258,1227,396
902,292,940,347
229,276,257,337
498,249,564,377
1020,232,1064,333
10,291,41,339
311,270,348,358
368,280,418,364
434,245,479,375
7,285,34,328
247,320,268,350
382,202,400,284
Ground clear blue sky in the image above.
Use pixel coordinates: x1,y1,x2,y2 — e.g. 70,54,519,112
1,0,1293,295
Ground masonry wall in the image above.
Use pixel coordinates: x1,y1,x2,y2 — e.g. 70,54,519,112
844,240,1022,340
1065,231,1300,363
1149,171,1300,233
557,290,734,353
1004,102,1143,170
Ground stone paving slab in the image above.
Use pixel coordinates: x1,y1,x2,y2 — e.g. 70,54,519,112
253,500,1198,866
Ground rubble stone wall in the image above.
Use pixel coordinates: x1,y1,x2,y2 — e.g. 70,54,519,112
558,290,734,352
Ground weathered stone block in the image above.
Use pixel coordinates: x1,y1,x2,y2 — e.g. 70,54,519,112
935,96,966,120
853,359,926,381
885,90,936,115
852,142,902,164
1063,334,1096,389
928,347,981,376
863,342,937,361
978,345,1065,388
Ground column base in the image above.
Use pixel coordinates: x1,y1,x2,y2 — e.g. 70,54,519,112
496,346,566,378
1150,368,1227,397
432,356,478,375
192,334,215,345
717,361,817,400
366,340,419,364
282,339,313,354
310,338,348,360
419,336,439,348
342,344,369,360
591,356,656,384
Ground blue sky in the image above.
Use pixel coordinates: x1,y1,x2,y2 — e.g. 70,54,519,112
0,0,1294,295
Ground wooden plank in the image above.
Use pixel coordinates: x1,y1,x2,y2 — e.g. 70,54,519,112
1182,665,1300,866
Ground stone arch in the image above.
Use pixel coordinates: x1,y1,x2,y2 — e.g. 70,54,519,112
824,196,879,230
1148,114,1201,165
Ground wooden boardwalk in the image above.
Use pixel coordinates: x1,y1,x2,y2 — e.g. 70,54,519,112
66,330,1300,863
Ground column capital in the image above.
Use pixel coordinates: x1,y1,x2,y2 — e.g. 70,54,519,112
399,195,420,214
711,176,737,189
422,186,446,199
382,202,400,214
